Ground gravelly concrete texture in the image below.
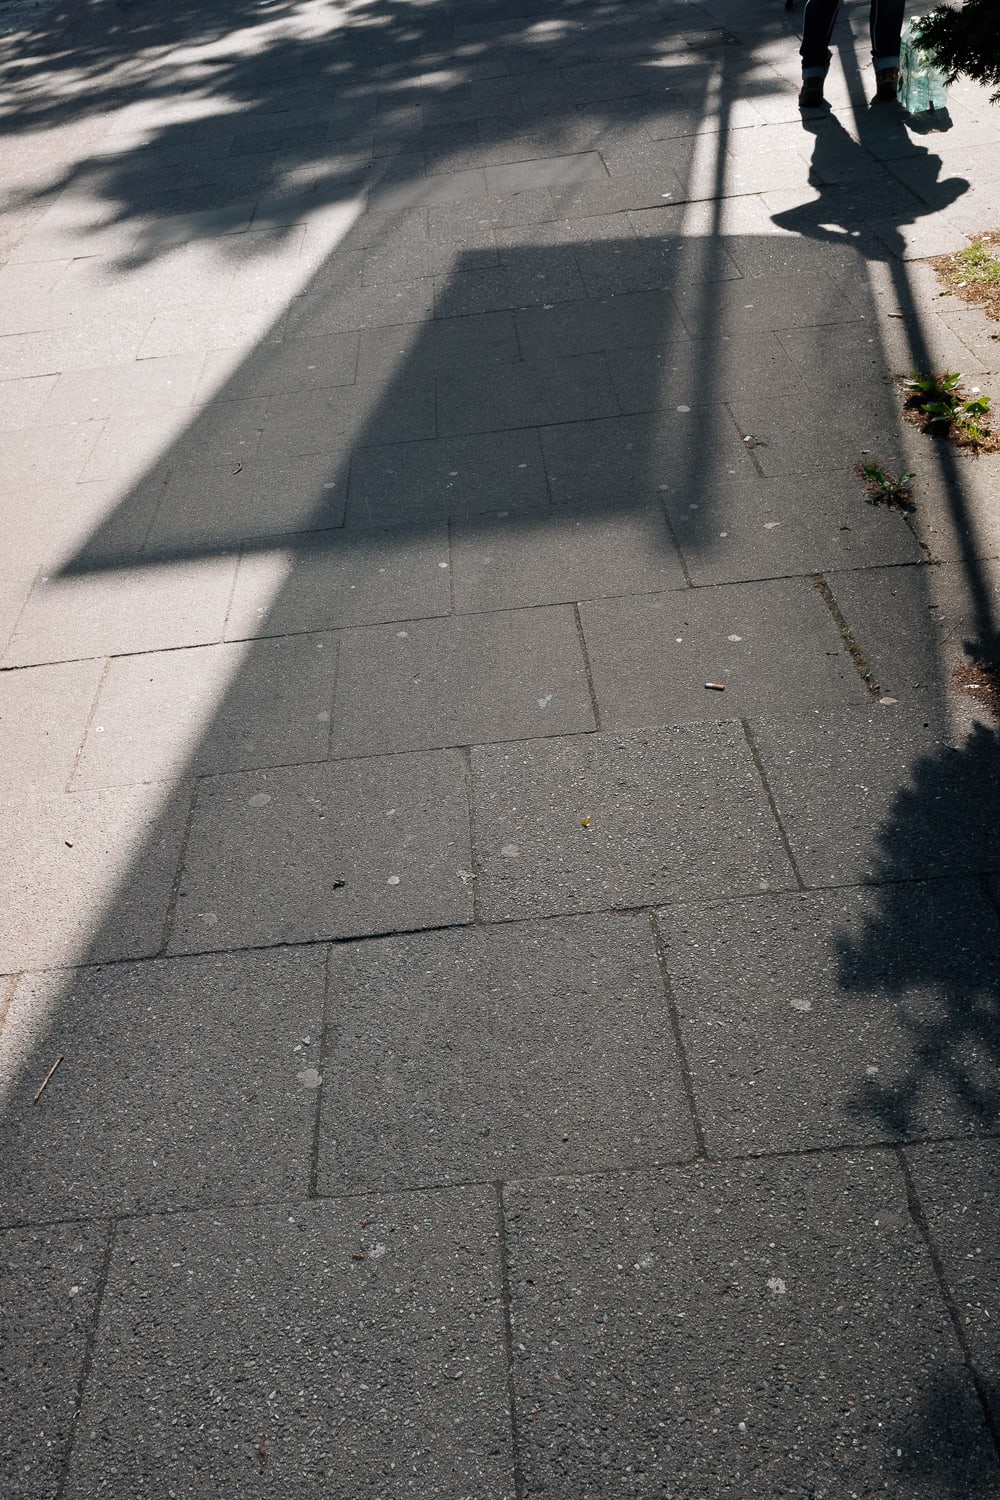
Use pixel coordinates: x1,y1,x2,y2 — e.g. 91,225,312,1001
503,1156,1000,1497
318,913,697,1192
3,0,1000,1492
63,1192,514,1499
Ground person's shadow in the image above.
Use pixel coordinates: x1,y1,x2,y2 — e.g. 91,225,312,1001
772,111,968,263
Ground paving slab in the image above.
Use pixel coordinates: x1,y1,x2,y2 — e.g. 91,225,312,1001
451,505,687,612
663,469,922,583
928,301,1000,376
0,781,192,971
503,1154,1000,1497
0,372,60,427
426,189,556,237
128,200,257,253
137,301,290,359
660,882,1000,1154
145,451,347,554
0,319,157,380
597,132,699,185
906,1139,1000,1429
37,353,205,425
363,230,497,284
80,398,266,485
483,152,607,196
0,1221,110,1500
826,560,1000,710
471,724,794,923
318,913,695,1193
541,409,754,508
347,429,549,525
906,457,1000,566
515,289,684,359
368,166,491,212
168,751,472,953
261,377,435,457
491,211,630,257
437,351,620,436
0,658,103,794
226,523,451,639
777,314,983,403
549,172,691,217
605,331,800,413
434,258,587,318
285,246,365,298
330,606,595,758
581,578,867,728
195,331,359,404
672,269,856,340
65,1191,513,1499
750,704,1000,887
73,634,338,788
1,423,104,497
577,236,733,299
719,227,875,284
2,555,240,666
285,280,435,339
727,386,872,477
0,946,327,1223
354,310,518,384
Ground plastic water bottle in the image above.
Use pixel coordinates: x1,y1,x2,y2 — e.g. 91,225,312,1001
898,18,949,112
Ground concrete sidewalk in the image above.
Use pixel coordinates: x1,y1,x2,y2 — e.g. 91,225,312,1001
2,0,1000,1493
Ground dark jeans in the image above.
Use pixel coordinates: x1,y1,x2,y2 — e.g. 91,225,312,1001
800,0,906,78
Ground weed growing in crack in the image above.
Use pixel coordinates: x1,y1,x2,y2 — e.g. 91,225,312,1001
903,371,994,446
854,459,916,511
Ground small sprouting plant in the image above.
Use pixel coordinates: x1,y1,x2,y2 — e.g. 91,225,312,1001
904,371,992,444
854,459,916,510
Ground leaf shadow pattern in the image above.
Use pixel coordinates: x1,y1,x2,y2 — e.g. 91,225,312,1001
836,723,1000,1139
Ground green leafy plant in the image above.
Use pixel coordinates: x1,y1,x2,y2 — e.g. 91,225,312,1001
854,460,916,510
904,371,992,444
913,2,1000,103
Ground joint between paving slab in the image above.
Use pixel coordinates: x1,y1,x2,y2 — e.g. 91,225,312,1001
810,571,882,696
659,500,695,589
324,636,342,760
307,944,336,1199
12,869,988,985
136,463,174,556
895,1145,1000,1466
739,718,806,892
64,655,112,794
155,778,201,957
55,1218,117,1500
724,399,767,478
0,972,20,1045
11,1131,1000,1237
650,911,708,1157
572,601,603,731
0,560,42,661
219,536,245,642
445,516,456,613
494,1181,526,1500
459,744,483,923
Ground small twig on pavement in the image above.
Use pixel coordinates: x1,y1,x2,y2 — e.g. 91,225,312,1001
33,1054,64,1103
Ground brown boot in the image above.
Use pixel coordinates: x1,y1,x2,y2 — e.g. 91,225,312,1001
798,77,825,107
875,66,899,101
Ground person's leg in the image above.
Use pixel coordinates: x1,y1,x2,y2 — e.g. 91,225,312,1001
800,0,842,79
871,0,906,70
